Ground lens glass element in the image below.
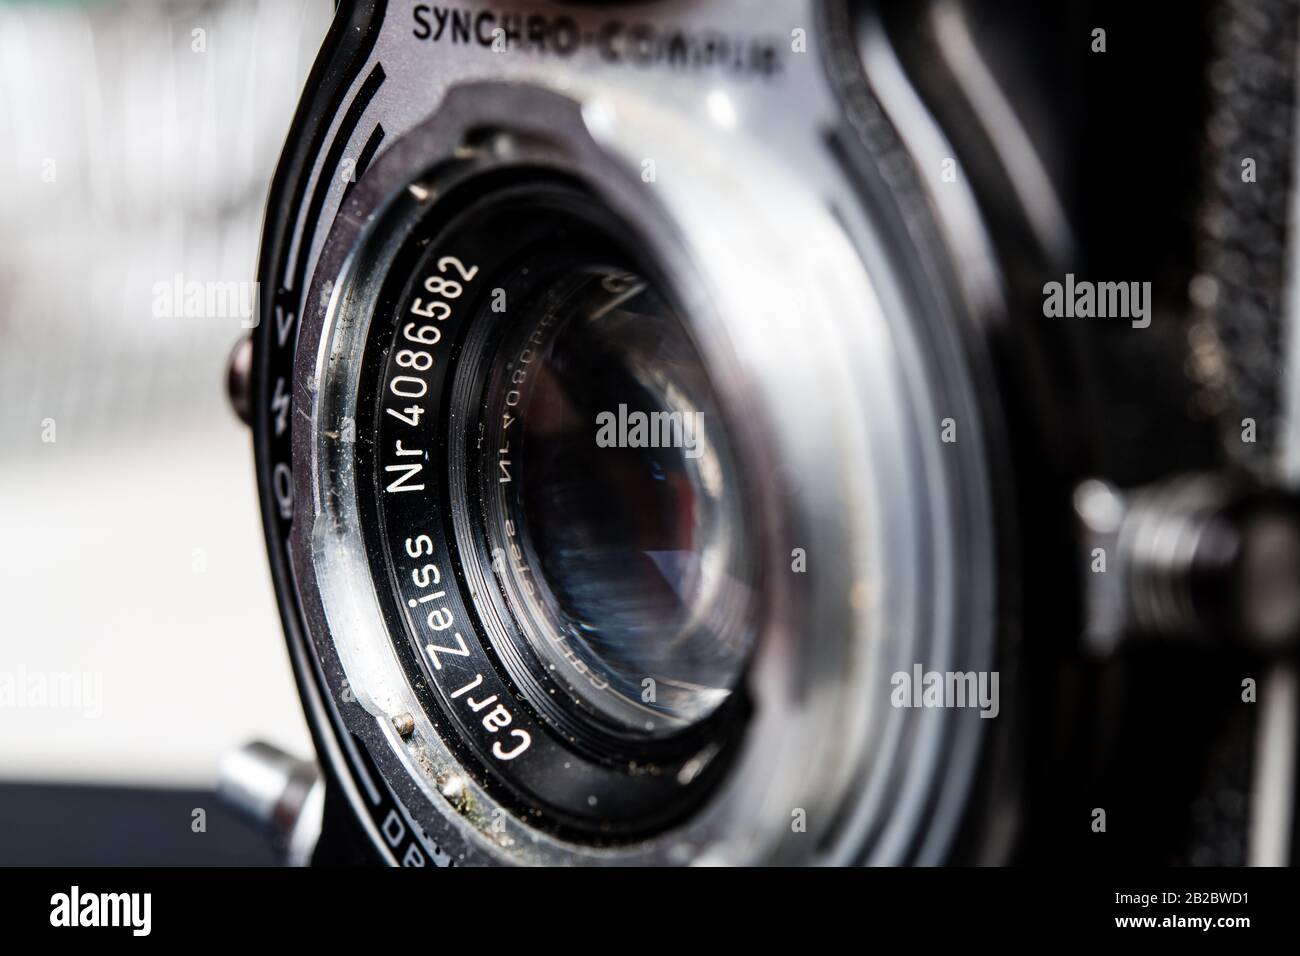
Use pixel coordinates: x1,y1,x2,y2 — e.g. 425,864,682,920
479,263,754,736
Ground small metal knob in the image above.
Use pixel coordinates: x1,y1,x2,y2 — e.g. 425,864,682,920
1076,473,1300,656
218,741,323,866
226,335,254,426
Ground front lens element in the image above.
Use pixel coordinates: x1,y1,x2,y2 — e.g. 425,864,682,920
479,260,754,737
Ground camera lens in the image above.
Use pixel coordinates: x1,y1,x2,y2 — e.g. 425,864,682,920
354,174,756,837
477,259,755,737
295,81,1007,862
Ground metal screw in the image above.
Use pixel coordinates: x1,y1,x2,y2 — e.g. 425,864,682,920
391,712,415,738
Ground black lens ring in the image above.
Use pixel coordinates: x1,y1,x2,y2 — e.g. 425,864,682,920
353,168,751,841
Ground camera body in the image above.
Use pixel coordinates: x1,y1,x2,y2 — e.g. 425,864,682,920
248,0,1292,866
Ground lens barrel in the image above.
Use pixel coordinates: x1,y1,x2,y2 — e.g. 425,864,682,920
352,174,753,839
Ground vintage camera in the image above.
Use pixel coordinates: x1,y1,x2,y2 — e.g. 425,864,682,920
231,0,1300,865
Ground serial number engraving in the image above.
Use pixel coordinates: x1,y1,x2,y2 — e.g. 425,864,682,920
380,255,479,493
385,251,536,769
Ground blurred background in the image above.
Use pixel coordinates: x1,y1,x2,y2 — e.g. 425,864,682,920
0,0,332,863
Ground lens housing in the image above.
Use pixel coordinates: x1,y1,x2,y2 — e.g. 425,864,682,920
286,79,1004,865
